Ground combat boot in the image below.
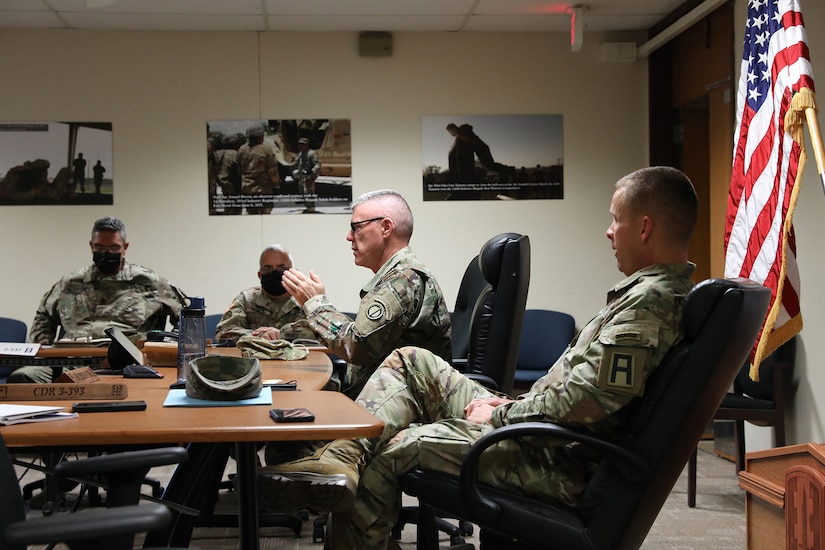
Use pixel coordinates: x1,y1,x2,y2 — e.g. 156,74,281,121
258,439,363,513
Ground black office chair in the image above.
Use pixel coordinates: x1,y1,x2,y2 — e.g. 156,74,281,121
403,277,770,549
1,434,189,550
452,232,531,396
450,255,488,363
393,232,531,545
686,335,796,507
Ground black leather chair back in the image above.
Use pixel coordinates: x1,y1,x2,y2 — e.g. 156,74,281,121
465,233,530,396
450,257,487,361
733,335,796,402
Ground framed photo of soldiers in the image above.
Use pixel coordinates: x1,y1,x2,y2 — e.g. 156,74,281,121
206,119,353,216
0,121,114,206
421,114,564,201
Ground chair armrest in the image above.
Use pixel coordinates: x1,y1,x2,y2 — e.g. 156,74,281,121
2,503,171,546
459,422,648,523
451,357,468,371
53,446,188,478
325,352,348,387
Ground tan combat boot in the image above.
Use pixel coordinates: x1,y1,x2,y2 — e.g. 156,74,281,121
258,440,363,513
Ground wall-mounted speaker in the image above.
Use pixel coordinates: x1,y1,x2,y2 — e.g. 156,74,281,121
359,32,393,57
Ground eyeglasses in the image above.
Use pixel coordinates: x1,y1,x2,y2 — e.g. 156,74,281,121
349,217,384,234
91,245,124,254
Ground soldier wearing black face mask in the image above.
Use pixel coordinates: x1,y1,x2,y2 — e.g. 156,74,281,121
92,250,122,274
260,268,287,297
10,216,186,384
214,244,315,344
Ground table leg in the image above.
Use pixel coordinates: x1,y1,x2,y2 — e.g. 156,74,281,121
142,442,229,548
235,441,261,550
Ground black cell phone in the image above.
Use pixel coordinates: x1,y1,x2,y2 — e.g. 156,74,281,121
72,400,147,413
270,407,314,423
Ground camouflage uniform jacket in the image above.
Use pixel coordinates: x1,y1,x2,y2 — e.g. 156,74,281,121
492,262,695,430
291,149,321,183
214,286,314,343
303,246,452,391
236,142,279,194
29,261,184,344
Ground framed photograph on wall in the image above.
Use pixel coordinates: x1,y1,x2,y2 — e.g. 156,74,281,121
0,122,113,206
207,119,353,215
422,114,563,201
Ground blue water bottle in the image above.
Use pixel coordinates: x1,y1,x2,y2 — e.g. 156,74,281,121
176,296,206,384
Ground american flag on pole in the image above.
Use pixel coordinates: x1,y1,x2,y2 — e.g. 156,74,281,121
725,0,816,380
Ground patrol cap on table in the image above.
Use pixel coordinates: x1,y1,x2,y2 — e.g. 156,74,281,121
185,355,262,401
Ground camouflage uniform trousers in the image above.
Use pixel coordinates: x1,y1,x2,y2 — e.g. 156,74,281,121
332,346,573,549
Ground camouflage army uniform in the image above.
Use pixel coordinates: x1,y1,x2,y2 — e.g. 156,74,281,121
291,147,321,208
332,262,695,549
302,246,452,398
236,141,279,195
10,261,184,383
214,286,315,343
236,141,279,215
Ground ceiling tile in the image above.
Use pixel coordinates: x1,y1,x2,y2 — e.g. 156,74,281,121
60,12,265,31
266,15,466,33
264,0,476,17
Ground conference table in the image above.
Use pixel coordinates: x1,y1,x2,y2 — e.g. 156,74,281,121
0,348,384,550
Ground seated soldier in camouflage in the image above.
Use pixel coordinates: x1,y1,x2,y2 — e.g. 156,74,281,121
259,166,699,549
281,189,452,399
214,244,315,343
9,217,185,383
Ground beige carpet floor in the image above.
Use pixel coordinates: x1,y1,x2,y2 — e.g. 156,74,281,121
18,440,746,549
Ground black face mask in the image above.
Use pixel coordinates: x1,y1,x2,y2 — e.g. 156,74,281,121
93,251,122,274
261,270,287,296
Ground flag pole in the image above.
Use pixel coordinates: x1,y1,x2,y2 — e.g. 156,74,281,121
805,106,825,193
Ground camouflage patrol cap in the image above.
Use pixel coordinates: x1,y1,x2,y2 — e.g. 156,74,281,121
185,355,262,401
298,137,310,145
236,335,309,361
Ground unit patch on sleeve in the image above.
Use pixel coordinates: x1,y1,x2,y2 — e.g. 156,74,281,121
366,303,385,320
597,346,648,396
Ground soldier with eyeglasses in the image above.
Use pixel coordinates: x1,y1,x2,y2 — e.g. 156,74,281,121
279,189,452,400
9,216,185,383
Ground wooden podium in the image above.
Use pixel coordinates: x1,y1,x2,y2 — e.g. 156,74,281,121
738,443,825,549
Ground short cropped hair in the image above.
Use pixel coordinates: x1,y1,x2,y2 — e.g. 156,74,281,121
91,217,126,241
259,244,294,267
615,166,698,245
353,189,414,240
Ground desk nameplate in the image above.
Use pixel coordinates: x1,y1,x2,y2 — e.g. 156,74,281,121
0,383,128,401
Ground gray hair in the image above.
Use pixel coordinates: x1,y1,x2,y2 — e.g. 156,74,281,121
259,244,294,267
91,217,126,240
352,189,414,240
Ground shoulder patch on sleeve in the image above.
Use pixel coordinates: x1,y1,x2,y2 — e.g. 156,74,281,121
354,288,405,337
366,302,385,320
597,346,648,396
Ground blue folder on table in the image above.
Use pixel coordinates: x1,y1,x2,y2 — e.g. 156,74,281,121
163,388,272,407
